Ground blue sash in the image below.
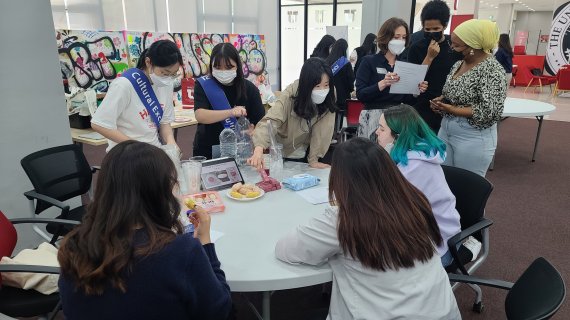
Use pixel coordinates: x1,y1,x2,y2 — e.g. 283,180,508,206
122,68,163,129
331,56,349,76
196,75,237,129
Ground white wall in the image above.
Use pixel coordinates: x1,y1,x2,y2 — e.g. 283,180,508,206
513,11,553,55
361,0,413,43
0,1,79,250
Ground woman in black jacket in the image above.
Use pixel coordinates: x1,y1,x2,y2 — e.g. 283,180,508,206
327,39,355,133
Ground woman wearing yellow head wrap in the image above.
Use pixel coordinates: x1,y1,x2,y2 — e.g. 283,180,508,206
429,19,507,177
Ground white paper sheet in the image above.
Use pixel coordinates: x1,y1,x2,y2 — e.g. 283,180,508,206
296,187,329,205
389,61,428,95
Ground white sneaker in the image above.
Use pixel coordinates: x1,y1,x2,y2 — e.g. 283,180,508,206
463,236,482,262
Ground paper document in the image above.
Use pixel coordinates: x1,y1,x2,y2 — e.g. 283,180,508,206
78,132,105,140
296,187,329,205
389,61,428,95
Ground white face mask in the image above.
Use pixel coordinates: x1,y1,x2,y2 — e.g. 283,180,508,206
311,88,329,104
388,39,406,55
150,72,174,87
212,69,237,85
384,142,394,154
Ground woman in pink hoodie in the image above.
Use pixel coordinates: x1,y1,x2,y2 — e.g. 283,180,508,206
375,104,461,266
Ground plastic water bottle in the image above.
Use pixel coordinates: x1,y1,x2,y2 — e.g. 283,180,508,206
269,143,284,181
236,117,253,166
219,124,237,159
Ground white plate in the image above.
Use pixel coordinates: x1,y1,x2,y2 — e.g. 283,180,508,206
226,189,265,201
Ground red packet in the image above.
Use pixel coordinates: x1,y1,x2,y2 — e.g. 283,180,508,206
255,169,281,192
183,191,225,213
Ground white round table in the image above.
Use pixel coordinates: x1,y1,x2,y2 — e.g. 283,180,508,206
211,162,333,320
502,98,556,162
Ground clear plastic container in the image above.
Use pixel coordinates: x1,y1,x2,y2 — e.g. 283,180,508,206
219,125,237,159
269,143,284,181
236,117,253,166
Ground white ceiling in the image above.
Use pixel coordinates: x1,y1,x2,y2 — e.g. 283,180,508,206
425,0,557,12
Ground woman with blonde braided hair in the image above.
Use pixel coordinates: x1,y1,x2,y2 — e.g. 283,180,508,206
430,19,507,177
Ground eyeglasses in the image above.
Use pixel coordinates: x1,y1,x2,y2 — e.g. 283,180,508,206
162,71,182,79
153,67,182,78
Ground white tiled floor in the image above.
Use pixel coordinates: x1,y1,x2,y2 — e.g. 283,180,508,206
508,85,570,122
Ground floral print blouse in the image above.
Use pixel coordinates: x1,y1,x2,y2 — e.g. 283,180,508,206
442,56,507,129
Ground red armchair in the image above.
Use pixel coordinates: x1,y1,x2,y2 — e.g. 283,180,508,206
513,45,526,55
523,67,556,93
553,66,570,96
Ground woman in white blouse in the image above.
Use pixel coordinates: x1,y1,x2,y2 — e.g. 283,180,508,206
275,138,460,320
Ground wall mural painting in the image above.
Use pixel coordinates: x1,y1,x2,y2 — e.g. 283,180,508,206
57,30,272,103
56,30,129,93
126,32,272,102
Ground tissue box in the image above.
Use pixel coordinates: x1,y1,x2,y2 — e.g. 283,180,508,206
282,174,320,191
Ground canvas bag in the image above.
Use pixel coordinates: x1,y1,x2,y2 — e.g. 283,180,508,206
0,242,59,295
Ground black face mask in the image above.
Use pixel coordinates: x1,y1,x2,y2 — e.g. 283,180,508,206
424,31,443,42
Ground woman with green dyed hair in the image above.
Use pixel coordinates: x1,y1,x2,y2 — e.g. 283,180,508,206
376,104,462,266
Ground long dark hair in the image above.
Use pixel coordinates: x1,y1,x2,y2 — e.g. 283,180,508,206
136,39,183,70
360,33,378,55
326,39,349,66
209,42,247,101
498,33,513,58
310,35,336,59
58,141,183,295
294,58,336,120
377,17,409,54
329,138,442,271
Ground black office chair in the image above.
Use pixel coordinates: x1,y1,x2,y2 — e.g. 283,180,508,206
20,144,97,243
442,165,494,313
449,257,566,320
0,210,79,319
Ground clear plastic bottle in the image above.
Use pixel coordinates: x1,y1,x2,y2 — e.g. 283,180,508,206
236,117,253,166
219,124,237,159
269,143,284,181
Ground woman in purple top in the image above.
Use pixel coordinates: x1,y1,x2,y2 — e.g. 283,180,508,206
376,104,461,266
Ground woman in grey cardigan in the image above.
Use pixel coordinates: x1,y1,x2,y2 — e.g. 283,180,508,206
275,138,460,320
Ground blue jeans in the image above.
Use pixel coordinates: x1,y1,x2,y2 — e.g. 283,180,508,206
438,117,497,177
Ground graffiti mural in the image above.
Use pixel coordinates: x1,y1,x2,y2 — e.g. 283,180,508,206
57,30,272,103
56,30,129,92
126,32,272,102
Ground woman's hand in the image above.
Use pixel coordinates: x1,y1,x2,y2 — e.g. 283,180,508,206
246,124,255,136
167,142,182,158
230,106,247,118
189,206,211,245
430,98,453,114
378,72,400,91
247,146,265,170
418,81,428,93
309,162,331,169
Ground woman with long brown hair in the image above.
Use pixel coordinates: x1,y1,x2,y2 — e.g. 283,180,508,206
275,138,459,319
57,141,232,320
